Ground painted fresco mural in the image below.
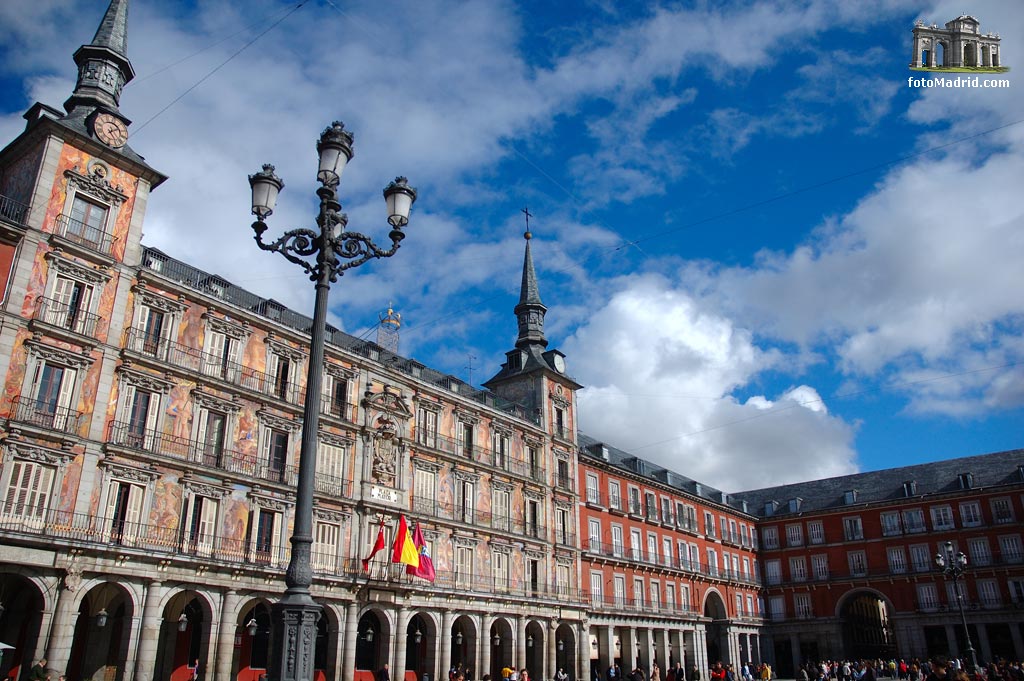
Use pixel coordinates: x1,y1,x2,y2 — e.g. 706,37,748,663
0,143,44,205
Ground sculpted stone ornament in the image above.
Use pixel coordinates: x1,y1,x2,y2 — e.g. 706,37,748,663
64,563,83,591
371,415,399,486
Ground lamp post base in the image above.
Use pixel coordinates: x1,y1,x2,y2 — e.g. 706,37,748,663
269,592,322,681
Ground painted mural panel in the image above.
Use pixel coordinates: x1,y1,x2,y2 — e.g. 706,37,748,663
0,142,44,205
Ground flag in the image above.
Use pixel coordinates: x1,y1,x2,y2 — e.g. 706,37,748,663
361,517,386,571
407,521,436,582
391,514,420,568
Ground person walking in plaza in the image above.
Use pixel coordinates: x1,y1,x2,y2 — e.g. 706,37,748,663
29,659,49,681
378,663,392,681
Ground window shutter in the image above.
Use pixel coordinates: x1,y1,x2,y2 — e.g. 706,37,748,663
204,331,225,376
143,392,161,448
265,353,279,395
123,484,144,546
197,497,217,555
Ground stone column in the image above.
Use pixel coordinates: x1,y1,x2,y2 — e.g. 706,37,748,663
655,628,669,670
216,590,240,681
394,606,411,681
343,601,359,681
133,580,164,681
440,610,454,681
976,623,992,666
46,581,80,674
789,636,800,673
577,620,590,681
547,621,558,681
517,617,526,672
481,616,493,681
945,625,959,657
911,36,921,67
1008,623,1024,662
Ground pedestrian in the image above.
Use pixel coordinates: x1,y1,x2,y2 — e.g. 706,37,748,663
378,663,392,681
691,664,702,681
558,669,569,681
652,663,661,681
30,660,48,681
521,668,530,681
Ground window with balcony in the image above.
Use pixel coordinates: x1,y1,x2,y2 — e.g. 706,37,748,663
251,505,284,566
661,497,673,524
526,498,541,539
586,474,601,505
729,519,738,543
999,534,1022,563
790,556,807,582
262,427,289,483
646,533,658,564
707,548,719,576
265,349,298,402
662,536,673,567
881,511,902,536
705,512,716,538
930,505,955,531
312,519,340,573
104,478,147,546
977,579,1000,607
588,519,601,552
960,501,982,527
666,583,676,610
843,516,864,540
848,550,868,577
917,583,939,610
992,497,1015,524
121,385,160,450
689,543,701,571
1009,578,1024,604
740,523,750,546
762,526,779,549
794,593,813,619
786,523,803,547
628,487,642,515
458,421,476,458
967,537,991,566
456,478,476,524
182,492,219,557
40,275,98,337
807,520,825,545
630,528,642,561
681,584,691,611
492,486,511,531
742,556,751,579
611,524,624,557
590,572,603,607
811,554,829,580
746,594,755,617
554,406,566,438
316,439,348,497
902,508,926,533
491,430,510,469
769,596,785,620
945,580,966,605
493,549,510,592
1,458,56,526
645,492,658,521
633,578,645,607
323,370,353,421
677,540,688,568
556,458,571,489
556,562,571,596
609,481,622,511
765,559,781,585
613,575,626,607
650,581,661,610
887,546,907,574
910,544,931,572
455,545,474,589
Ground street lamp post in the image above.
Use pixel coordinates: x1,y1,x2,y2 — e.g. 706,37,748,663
935,540,979,674
249,121,416,681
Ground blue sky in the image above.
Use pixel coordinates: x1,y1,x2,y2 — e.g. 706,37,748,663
1,0,1021,492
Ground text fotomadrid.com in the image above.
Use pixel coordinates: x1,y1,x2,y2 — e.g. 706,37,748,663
908,75,1011,88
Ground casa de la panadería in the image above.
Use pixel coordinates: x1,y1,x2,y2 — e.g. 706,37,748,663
0,3,1021,681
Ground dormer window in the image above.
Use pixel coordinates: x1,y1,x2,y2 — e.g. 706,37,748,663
958,472,974,489
843,490,858,505
902,480,917,497
788,497,802,513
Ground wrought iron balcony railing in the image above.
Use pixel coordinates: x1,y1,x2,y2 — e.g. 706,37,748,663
33,296,101,337
9,395,84,436
0,193,29,226
54,213,114,255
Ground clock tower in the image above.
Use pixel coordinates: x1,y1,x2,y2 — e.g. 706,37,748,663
483,228,582,445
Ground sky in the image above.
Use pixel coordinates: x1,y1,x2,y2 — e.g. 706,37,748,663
1,0,1021,494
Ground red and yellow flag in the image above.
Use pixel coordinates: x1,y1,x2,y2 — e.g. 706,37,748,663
391,514,420,568
361,516,386,571
406,521,436,582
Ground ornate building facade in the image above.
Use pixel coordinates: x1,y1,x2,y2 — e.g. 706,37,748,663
0,5,1021,681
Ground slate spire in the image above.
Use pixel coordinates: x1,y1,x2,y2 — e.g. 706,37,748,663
64,0,136,115
514,227,548,350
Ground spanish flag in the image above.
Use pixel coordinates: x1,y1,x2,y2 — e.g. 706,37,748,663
361,516,386,571
391,514,420,568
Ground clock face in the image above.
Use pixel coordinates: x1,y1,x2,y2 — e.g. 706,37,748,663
553,355,566,373
94,113,128,148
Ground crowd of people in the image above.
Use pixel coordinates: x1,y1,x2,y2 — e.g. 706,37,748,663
792,656,1024,681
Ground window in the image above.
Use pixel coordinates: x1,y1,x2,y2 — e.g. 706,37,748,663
999,534,1022,563
25,358,80,431
312,519,340,572
251,506,283,566
262,427,289,483
493,549,510,592
847,550,867,577
917,583,939,610
455,545,473,589
556,563,571,596
647,533,658,564
195,405,229,467
662,537,673,567
586,474,600,505
414,468,438,515
689,543,700,570
117,383,161,450
130,300,175,358
881,511,902,536
2,459,56,526
1009,578,1024,604
491,430,510,469
765,560,781,585
960,501,982,527
613,575,626,607
525,498,540,539
105,478,146,546
786,524,804,547
735,593,742,615
553,406,566,437
910,544,931,572
666,583,675,610
201,325,243,382
729,520,738,543
608,481,622,510
930,505,955,530
43,274,98,336
611,525,624,557
762,526,779,549
740,523,751,547
887,547,907,574
843,516,864,541
706,548,719,576
324,371,353,421
68,194,109,243
992,498,1015,524
977,579,1000,607
807,520,824,544
968,537,991,566
588,519,601,552
945,580,965,605
630,528,642,560
789,556,807,582
902,508,926,532
492,487,511,531
645,492,658,520
183,492,219,557
705,512,716,538
590,572,603,607
555,507,570,544
415,405,438,447
650,581,661,610
794,593,812,619
661,497,673,524
458,421,476,458
769,595,785,620
632,578,645,607
628,487,641,514
317,440,347,496
746,594,754,616
742,556,751,578
811,554,829,580
457,478,475,524
681,584,691,611
677,540,688,569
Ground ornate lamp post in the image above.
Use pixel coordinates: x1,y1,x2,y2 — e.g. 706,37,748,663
249,121,416,681
935,540,979,674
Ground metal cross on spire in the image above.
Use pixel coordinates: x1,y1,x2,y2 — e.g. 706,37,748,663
522,206,533,239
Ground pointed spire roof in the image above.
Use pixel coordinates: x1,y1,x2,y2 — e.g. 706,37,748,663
92,0,130,57
514,229,548,350
519,231,543,307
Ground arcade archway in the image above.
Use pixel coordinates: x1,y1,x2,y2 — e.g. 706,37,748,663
839,591,896,661
703,591,728,664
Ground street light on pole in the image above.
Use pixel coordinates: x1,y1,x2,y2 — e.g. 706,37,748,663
935,540,979,674
249,121,416,681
